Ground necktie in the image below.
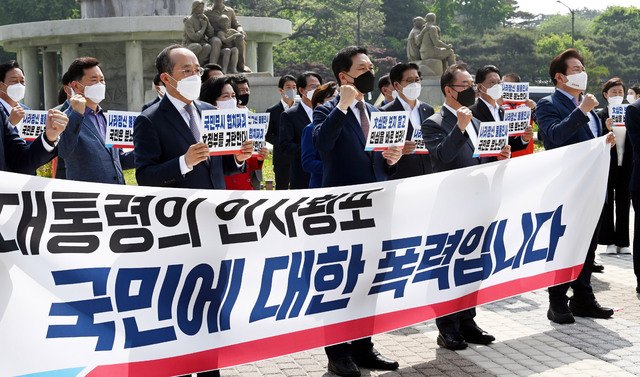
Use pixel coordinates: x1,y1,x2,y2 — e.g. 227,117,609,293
355,101,370,138
184,103,201,142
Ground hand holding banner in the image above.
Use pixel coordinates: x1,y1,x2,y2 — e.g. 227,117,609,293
20,110,48,141
105,110,138,148
247,113,269,155
365,111,409,151
409,127,429,154
609,104,628,126
504,107,531,136
201,109,249,156
473,121,509,157
502,82,529,103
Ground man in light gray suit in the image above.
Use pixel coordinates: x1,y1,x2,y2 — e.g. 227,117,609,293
60,57,134,184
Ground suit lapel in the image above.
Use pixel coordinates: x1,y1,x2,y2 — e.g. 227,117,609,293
160,96,197,145
557,92,597,138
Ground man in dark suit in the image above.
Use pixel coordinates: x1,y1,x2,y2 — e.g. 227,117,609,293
280,71,322,188
60,57,135,185
469,65,533,154
266,75,296,189
376,74,395,108
381,62,434,179
313,46,401,377
623,97,640,293
141,73,164,112
0,103,67,174
422,64,510,351
134,45,252,377
134,45,252,192
536,48,616,324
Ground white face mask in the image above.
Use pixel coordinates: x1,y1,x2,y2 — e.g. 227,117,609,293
81,82,106,104
283,88,296,101
157,86,166,97
485,84,503,100
401,82,422,101
173,74,201,102
627,94,637,104
217,98,237,110
391,90,398,99
564,71,588,91
4,83,25,102
608,96,624,106
306,89,315,101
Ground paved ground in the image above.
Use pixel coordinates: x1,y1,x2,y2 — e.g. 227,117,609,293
216,242,640,377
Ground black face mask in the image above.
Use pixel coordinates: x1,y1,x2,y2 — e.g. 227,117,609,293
237,93,250,106
455,86,476,107
346,70,375,94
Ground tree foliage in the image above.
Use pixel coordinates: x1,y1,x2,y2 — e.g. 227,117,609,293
455,0,516,34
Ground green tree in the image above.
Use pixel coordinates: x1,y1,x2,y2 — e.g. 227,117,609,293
455,0,516,34
586,6,640,85
537,13,593,36
427,0,460,36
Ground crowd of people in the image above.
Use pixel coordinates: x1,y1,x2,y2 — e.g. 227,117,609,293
0,43,638,377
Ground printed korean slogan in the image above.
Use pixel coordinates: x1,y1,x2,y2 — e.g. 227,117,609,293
0,137,610,377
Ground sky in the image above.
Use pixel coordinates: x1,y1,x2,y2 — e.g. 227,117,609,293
516,0,638,14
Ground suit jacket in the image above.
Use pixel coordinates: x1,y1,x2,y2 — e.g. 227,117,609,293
313,95,394,187
623,100,640,192
141,96,161,112
301,122,322,188
536,89,602,150
266,101,292,166
469,98,527,152
133,96,240,189
60,108,135,184
422,106,493,172
380,98,434,179
280,103,311,188
0,108,54,174
52,100,70,179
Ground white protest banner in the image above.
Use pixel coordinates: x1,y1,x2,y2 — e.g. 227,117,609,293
365,111,408,151
502,82,529,103
0,137,610,377
609,104,628,126
19,110,48,141
247,113,269,155
201,109,248,155
473,121,509,157
105,111,138,148
504,107,532,136
410,126,429,154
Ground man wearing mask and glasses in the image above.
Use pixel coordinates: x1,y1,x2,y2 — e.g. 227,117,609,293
313,46,402,377
422,64,510,351
469,65,532,154
536,48,616,325
60,57,135,184
381,62,435,179
134,45,252,196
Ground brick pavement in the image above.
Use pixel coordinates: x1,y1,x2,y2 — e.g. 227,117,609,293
212,243,640,377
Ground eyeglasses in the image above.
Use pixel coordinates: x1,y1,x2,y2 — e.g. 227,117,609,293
172,67,205,77
401,78,422,85
448,83,477,91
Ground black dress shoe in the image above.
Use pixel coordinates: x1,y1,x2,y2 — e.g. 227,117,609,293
328,357,361,377
592,262,604,273
353,348,399,371
569,299,614,319
461,325,495,345
547,305,575,324
436,332,468,350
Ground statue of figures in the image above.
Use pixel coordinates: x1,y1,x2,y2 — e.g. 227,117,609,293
215,15,241,73
407,16,425,62
182,0,213,65
205,0,251,73
416,13,456,73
